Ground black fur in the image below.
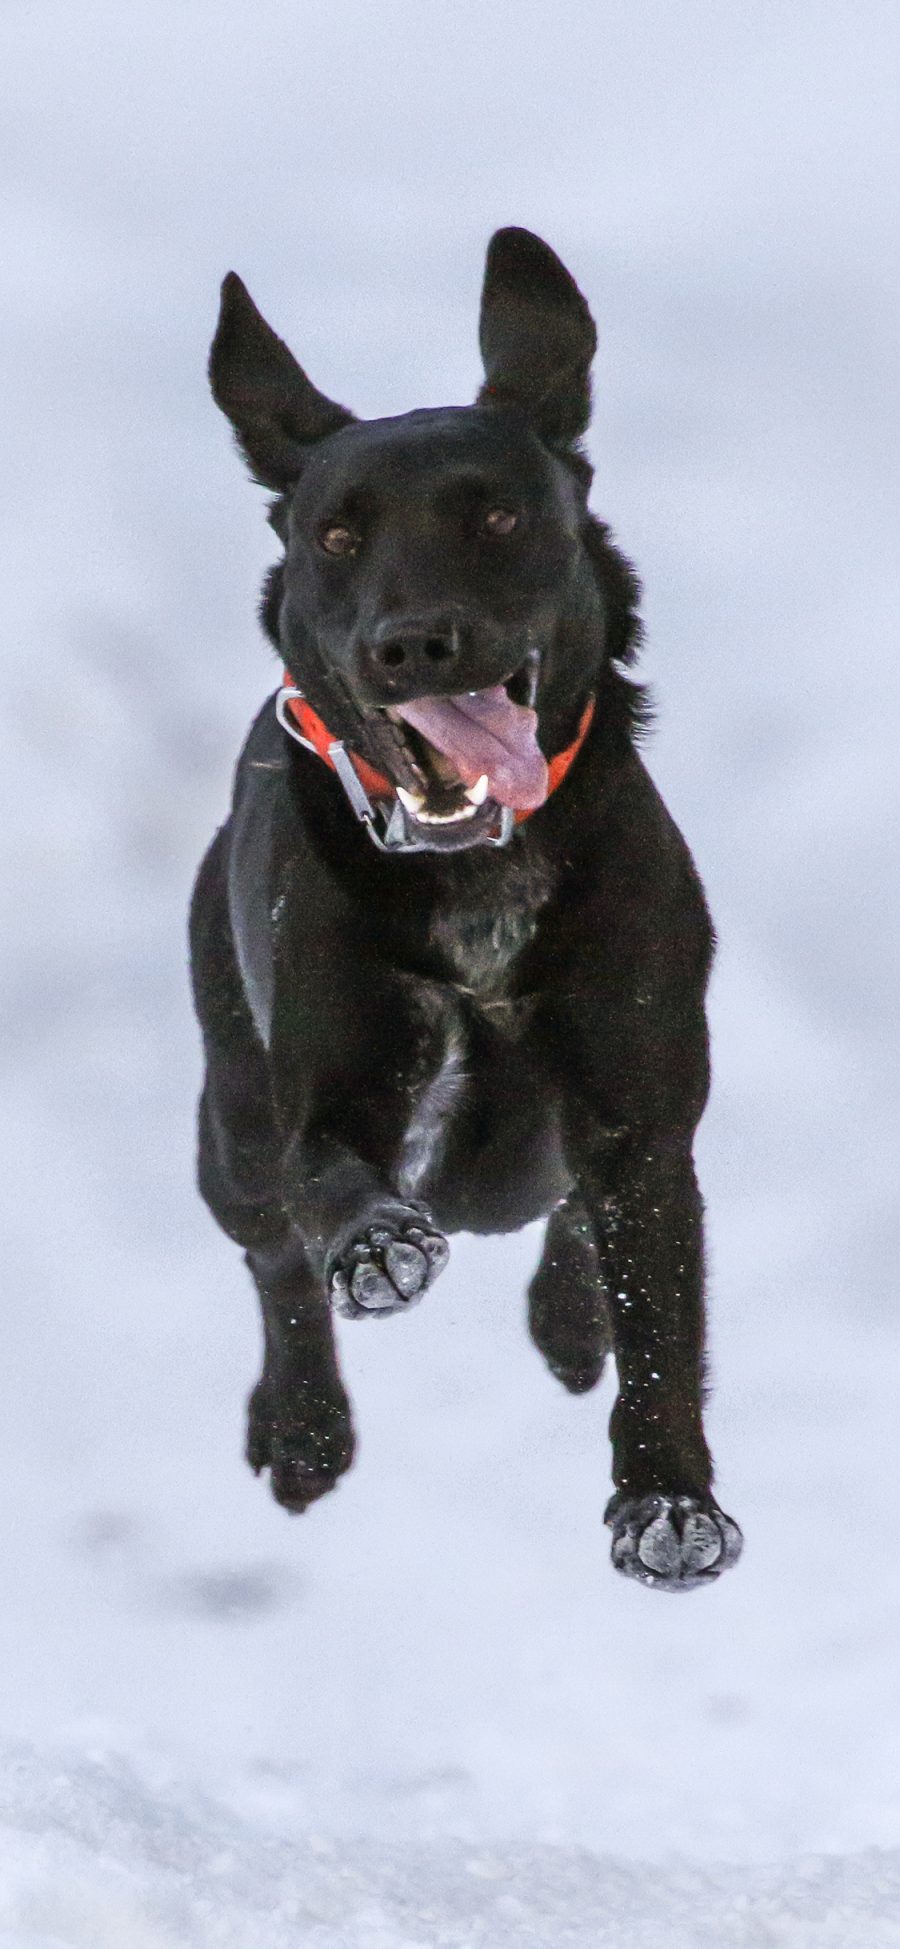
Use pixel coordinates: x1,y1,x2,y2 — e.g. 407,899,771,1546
191,228,742,1589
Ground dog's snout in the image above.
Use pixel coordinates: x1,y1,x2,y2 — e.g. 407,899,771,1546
368,617,462,683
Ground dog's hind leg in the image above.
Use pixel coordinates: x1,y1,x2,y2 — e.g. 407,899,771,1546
246,1234,356,1512
527,1195,611,1394
574,1127,743,1591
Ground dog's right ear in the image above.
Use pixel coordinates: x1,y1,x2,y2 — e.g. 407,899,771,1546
209,273,355,490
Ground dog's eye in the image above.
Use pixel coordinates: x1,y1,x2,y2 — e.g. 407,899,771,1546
318,522,359,557
482,507,518,537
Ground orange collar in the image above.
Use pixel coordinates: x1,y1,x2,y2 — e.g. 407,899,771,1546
278,668,594,827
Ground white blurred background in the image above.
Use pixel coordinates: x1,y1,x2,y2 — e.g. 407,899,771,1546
1,3,899,1941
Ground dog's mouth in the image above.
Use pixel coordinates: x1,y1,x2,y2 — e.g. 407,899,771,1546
374,660,547,835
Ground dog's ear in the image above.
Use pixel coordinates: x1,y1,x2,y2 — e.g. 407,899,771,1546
477,228,597,446
209,273,355,489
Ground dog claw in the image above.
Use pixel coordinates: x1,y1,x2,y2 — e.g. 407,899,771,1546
606,1492,743,1591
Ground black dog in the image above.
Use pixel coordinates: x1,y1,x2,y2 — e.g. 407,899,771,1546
190,227,743,1591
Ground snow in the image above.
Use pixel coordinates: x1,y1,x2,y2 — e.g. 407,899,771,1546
2,1745,900,1948
2,0,900,1940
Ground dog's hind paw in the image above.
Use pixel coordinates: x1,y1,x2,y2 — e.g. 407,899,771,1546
246,1383,355,1514
329,1214,449,1318
605,1491,743,1592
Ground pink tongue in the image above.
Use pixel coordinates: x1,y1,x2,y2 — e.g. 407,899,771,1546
394,685,548,810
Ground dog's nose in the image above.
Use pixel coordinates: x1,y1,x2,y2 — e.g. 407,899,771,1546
367,616,462,683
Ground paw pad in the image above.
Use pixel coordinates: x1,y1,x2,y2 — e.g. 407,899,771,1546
605,1492,743,1591
329,1218,449,1318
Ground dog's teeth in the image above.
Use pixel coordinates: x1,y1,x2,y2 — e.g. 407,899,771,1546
397,786,426,815
465,774,490,806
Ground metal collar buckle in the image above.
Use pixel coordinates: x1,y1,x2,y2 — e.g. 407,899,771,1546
275,686,514,854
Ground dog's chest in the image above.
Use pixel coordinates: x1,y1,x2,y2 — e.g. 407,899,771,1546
396,855,554,1201
429,852,555,1001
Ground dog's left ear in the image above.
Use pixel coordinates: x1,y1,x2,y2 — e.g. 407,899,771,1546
477,227,597,446
209,272,355,489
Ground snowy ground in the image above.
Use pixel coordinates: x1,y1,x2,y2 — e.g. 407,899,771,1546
2,2,900,1941
3,1746,900,1949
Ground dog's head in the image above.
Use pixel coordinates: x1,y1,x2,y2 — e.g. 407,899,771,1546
210,228,641,851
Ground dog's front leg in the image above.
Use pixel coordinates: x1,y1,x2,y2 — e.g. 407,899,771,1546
566,1117,743,1591
267,954,451,1320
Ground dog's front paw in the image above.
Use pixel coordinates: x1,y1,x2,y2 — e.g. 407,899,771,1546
605,1491,743,1592
328,1211,449,1318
